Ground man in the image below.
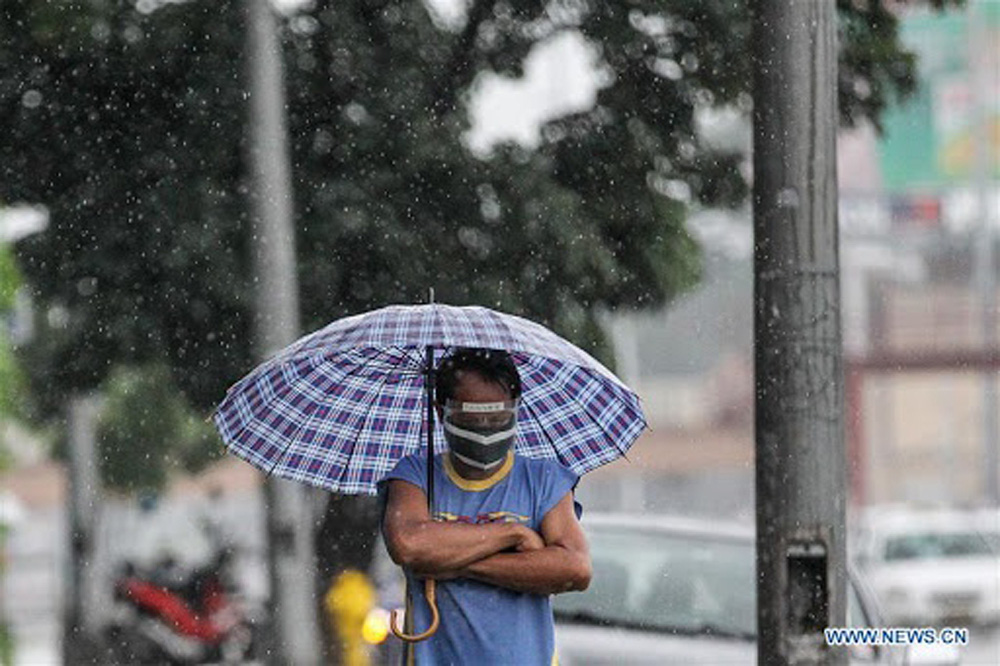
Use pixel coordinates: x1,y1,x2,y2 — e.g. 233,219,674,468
380,347,591,665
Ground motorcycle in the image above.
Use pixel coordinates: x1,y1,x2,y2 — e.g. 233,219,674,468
105,540,259,664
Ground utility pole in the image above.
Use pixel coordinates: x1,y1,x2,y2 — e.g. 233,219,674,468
245,0,322,663
62,394,103,665
752,1,846,664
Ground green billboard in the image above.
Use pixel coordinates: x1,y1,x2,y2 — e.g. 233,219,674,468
879,1,1000,191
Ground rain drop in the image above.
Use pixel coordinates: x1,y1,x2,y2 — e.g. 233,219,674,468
21,90,42,109
777,188,799,208
76,277,98,297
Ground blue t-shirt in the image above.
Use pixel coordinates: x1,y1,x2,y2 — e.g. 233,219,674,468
379,451,579,666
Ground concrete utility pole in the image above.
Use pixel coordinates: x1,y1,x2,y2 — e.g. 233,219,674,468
62,394,103,665
751,1,847,664
246,0,322,663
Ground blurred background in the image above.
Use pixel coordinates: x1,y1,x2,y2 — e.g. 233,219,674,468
0,0,997,664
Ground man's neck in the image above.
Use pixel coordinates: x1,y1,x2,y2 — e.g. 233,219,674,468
447,451,508,481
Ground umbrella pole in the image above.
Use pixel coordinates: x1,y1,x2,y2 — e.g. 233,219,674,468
425,344,435,516
390,344,441,643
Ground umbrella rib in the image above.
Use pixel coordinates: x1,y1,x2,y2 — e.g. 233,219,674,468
522,364,645,472
327,345,419,374
214,355,331,445
574,386,644,462
520,398,573,470
399,345,425,371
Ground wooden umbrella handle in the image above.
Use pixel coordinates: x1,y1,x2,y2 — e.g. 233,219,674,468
390,579,440,642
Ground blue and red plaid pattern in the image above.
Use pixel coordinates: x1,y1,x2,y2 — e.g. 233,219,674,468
213,304,646,495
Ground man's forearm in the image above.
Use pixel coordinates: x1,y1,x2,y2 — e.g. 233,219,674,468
388,520,525,575
460,546,591,595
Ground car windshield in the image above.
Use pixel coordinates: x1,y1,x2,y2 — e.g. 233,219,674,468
882,530,997,561
982,531,1000,553
552,525,756,638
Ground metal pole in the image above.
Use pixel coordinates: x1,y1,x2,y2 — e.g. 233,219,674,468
426,291,436,515
969,0,999,507
246,0,322,663
426,345,436,509
752,1,847,664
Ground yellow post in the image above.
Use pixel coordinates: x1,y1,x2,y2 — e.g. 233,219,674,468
324,569,376,666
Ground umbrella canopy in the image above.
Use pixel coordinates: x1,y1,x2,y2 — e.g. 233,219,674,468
213,304,646,495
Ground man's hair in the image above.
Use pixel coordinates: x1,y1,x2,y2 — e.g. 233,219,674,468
435,347,522,404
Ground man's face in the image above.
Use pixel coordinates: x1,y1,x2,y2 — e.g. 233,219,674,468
441,370,518,470
447,370,514,428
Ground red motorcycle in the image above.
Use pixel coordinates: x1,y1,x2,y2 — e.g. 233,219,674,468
105,548,258,665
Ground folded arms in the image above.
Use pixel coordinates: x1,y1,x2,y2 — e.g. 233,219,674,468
382,480,591,595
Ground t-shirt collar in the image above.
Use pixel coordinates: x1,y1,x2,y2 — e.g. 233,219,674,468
444,450,515,491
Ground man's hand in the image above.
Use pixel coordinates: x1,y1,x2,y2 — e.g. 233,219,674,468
461,493,591,595
513,524,545,552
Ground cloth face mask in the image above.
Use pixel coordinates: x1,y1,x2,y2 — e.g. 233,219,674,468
442,400,518,471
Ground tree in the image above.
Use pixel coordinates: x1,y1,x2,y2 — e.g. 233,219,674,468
2,1,251,415
96,363,221,494
1,0,953,412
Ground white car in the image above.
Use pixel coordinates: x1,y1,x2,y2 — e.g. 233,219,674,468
553,513,960,666
853,506,1000,627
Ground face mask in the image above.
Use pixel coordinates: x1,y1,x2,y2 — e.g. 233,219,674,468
442,400,518,471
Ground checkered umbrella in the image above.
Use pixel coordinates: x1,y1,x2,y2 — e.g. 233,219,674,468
212,303,646,496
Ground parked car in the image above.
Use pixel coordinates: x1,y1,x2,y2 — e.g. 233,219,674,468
553,513,960,666
853,505,1000,627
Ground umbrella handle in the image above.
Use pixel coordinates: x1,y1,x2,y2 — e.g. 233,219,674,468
390,579,440,642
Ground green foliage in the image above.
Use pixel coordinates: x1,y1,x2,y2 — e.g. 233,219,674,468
0,0,954,416
0,243,23,432
0,616,11,666
96,363,222,493
0,244,18,312
3,0,251,411
835,0,963,131
0,328,22,420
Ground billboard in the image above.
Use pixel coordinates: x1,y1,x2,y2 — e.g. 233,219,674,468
878,1,1000,191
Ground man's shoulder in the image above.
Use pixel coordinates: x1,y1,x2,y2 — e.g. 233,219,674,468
513,454,576,480
394,451,430,468
379,452,428,488
515,454,571,470
511,455,581,520
395,451,425,465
